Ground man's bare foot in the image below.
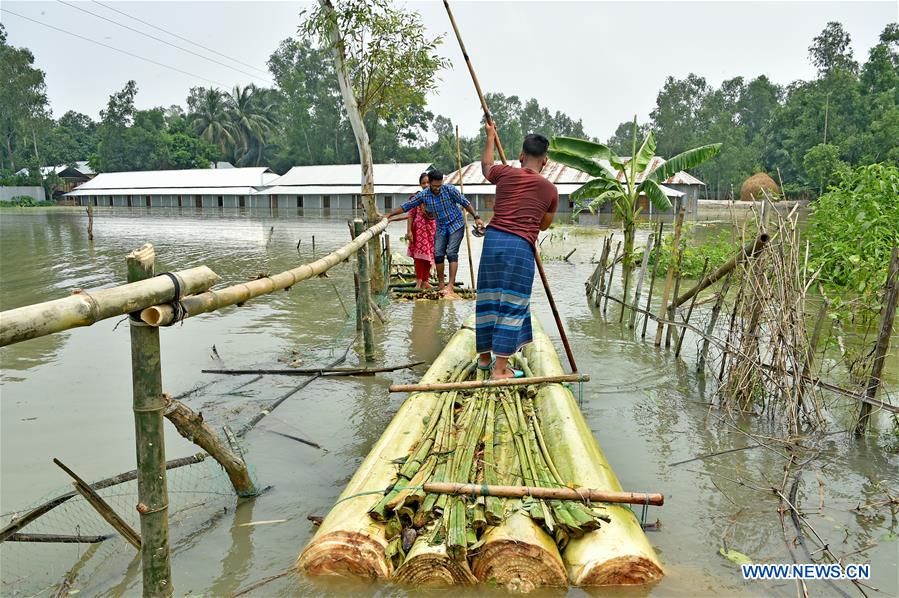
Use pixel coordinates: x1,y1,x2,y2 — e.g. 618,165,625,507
442,288,459,299
421,282,433,289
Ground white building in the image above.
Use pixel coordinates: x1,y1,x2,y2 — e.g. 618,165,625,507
447,158,705,215
255,163,432,211
66,167,277,208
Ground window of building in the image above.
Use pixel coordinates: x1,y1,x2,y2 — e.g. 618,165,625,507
322,195,331,209
109,197,113,207
177,195,183,207
298,195,304,208
195,196,202,208
145,196,151,207
127,195,133,208
217,196,224,208
238,195,246,208
384,196,393,210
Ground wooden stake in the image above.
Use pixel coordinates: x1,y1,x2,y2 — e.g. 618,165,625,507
6,532,111,543
641,222,664,339
125,244,173,596
698,273,732,372
389,373,588,393
856,246,899,435
675,258,708,358
53,459,141,550
354,220,375,362
655,208,685,346
604,241,621,315
628,235,654,329
456,125,477,290
162,395,257,497
665,246,685,349
423,482,663,506
86,203,94,241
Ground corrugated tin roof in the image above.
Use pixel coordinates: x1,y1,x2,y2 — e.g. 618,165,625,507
447,158,704,188
258,184,422,196
455,181,682,198
72,167,275,191
66,187,262,197
269,163,432,187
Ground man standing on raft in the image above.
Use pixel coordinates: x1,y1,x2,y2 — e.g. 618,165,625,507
384,170,484,297
476,122,558,379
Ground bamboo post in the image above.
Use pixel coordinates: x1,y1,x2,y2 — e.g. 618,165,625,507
86,203,94,241
162,395,257,497
422,482,663,506
603,241,621,315
53,459,141,550
801,298,830,386
675,258,708,358
672,233,769,308
641,222,664,339
665,246,685,349
353,273,362,332
456,125,477,290
856,246,899,435
592,236,611,306
628,235,654,329
655,208,686,346
126,244,173,597
698,272,732,372
354,220,375,362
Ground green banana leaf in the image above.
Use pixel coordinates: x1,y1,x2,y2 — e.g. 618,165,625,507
648,143,722,183
637,179,673,212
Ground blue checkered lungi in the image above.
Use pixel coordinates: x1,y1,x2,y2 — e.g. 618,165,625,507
476,227,535,357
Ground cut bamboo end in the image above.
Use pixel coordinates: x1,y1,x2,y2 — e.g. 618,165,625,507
570,554,664,586
471,514,568,592
393,542,478,586
296,530,391,580
141,305,166,327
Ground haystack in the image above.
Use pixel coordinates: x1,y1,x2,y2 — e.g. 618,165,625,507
740,172,780,202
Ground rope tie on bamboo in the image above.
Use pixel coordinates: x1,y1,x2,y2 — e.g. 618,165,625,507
158,272,188,326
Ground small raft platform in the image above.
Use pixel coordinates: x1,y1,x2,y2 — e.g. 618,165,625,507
296,317,663,590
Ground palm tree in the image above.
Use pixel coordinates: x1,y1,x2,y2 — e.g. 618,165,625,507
191,88,235,160
227,85,275,166
548,117,721,278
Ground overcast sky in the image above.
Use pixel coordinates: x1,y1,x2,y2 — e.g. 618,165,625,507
2,1,896,141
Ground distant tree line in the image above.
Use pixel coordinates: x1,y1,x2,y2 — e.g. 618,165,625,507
1,20,896,199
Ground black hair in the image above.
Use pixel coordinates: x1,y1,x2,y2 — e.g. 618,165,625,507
428,169,444,181
522,134,550,158
419,172,429,184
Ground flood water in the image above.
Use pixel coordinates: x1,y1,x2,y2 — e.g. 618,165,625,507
1,207,896,597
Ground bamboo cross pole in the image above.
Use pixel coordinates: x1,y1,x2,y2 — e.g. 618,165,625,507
655,207,686,346
856,245,899,435
672,233,770,308
388,373,588,393
140,219,389,327
0,266,219,346
53,459,141,550
422,482,664,506
6,532,111,543
442,0,577,373
126,245,173,597
456,124,477,290
354,220,376,362
201,362,423,376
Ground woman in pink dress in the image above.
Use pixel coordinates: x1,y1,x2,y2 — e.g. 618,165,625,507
407,172,437,289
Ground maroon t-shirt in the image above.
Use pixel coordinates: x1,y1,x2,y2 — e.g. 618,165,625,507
486,164,559,245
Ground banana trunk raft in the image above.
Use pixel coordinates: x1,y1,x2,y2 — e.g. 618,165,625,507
297,317,663,591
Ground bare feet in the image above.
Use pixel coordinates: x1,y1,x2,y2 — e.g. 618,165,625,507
442,288,459,299
421,282,434,289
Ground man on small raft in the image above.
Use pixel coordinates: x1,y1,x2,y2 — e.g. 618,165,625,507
384,169,484,298
476,122,558,379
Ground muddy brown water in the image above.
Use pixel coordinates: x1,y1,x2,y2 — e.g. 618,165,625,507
1,208,896,596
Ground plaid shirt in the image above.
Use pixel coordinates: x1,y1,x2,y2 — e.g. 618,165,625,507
402,184,470,233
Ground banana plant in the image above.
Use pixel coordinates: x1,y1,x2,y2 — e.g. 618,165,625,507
548,117,721,280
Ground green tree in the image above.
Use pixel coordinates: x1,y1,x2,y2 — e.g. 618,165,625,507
548,117,721,291
808,21,858,76
189,87,235,159
803,143,848,193
227,84,276,166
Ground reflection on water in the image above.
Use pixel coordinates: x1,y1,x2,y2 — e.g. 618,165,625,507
0,208,896,596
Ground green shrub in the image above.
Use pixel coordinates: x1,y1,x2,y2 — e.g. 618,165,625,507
639,226,740,279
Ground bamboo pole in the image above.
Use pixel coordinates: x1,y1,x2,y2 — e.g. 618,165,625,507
162,395,256,497
126,245,173,597
628,235,653,329
456,125,477,290
0,266,219,346
140,219,389,327
856,246,899,435
672,233,770,308
675,258,708,358
665,247,685,349
201,362,422,376
6,533,111,543
53,459,141,550
388,373,589,393
603,242,621,315
353,273,362,332
354,220,376,362
697,273,732,372
423,482,664,506
654,208,685,346
86,203,94,241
